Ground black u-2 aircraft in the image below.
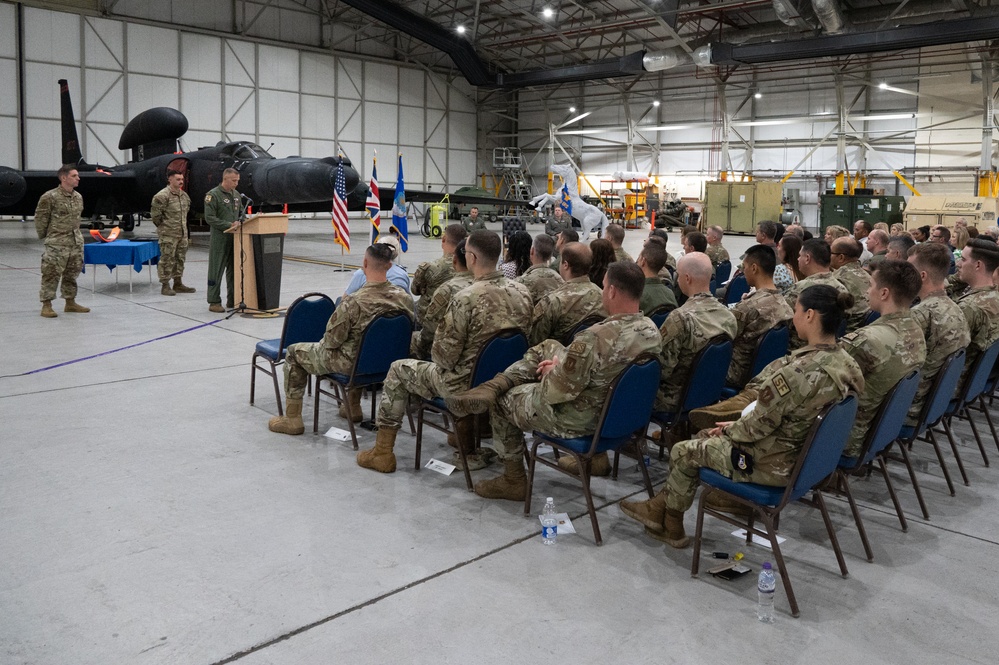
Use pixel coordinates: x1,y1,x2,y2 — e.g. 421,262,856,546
0,80,517,231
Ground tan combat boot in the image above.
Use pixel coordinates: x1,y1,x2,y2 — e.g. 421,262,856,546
447,374,515,415
619,491,668,532
64,298,90,313
474,457,527,501
269,398,304,435
357,427,398,473
689,391,757,431
209,303,225,313
338,388,364,423
41,300,57,318
646,508,691,549
450,416,491,471
161,281,176,296
557,451,612,477
704,491,754,518
173,278,196,293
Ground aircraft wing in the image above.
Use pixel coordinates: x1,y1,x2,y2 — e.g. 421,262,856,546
0,167,140,218
377,188,533,209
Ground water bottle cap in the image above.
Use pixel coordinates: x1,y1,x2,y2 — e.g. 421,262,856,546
546,497,554,502
763,562,772,570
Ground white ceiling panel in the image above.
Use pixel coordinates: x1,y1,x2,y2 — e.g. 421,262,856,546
224,40,256,87
259,90,300,137
181,81,222,131
363,102,397,145
364,62,398,104
24,64,80,120
83,17,124,70
398,70,424,107
127,74,179,116
83,69,124,124
399,107,424,147
337,98,362,141
300,94,336,140
127,24,178,77
301,53,336,96
0,3,15,59
180,33,222,82
224,86,256,135
258,45,299,92
23,8,80,66
25,119,62,169
337,59,363,100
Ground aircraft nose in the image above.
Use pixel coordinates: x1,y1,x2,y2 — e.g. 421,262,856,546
249,159,338,204
0,167,27,207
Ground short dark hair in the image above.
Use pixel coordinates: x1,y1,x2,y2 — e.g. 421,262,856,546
872,260,922,306
889,235,916,256
907,242,950,283
646,236,667,249
559,227,579,244
444,223,467,245
366,242,394,269
605,261,645,300
855,220,873,234
166,169,183,179
57,164,77,178
832,237,863,260
223,167,239,176
798,284,854,335
918,225,931,239
649,228,669,242
533,233,555,261
468,230,502,265
743,244,777,276
757,220,777,240
454,239,469,269
561,242,592,277
685,231,707,253
932,225,951,243
604,223,625,246
639,243,667,273
802,238,831,267
964,237,999,273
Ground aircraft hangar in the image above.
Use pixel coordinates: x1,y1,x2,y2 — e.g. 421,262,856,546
1,1,998,663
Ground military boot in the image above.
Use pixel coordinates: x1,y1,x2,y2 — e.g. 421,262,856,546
646,508,691,549
450,416,491,471
269,398,304,435
64,298,90,313
173,278,196,293
619,491,668,532
689,391,757,432
474,457,527,501
357,427,398,473
557,451,612,477
209,303,225,313
161,281,176,296
447,374,515,415
704,491,754,518
41,300,57,318
337,388,363,423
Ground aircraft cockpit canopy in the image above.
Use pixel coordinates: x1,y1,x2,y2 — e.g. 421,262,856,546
229,142,275,160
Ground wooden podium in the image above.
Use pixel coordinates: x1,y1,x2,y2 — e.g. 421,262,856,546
227,213,288,310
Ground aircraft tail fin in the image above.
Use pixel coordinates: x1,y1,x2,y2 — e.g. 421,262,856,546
59,79,86,167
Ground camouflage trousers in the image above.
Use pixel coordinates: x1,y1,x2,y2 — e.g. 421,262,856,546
376,359,467,429
491,340,590,462
157,235,189,283
39,241,83,302
283,342,352,401
666,436,787,513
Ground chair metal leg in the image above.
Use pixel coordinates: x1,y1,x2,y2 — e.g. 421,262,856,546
344,384,360,451
250,353,258,406
313,384,321,433
978,395,999,455
814,489,850,578
576,453,602,545
758,510,800,618
414,406,426,470
937,421,967,488
690,490,708,578
961,406,990,467
455,415,475,491
896,439,931,519
523,439,540,517
876,455,908,532
269,360,282,415
837,472,874,562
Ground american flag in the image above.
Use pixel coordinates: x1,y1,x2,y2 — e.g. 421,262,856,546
331,157,350,253
366,155,381,246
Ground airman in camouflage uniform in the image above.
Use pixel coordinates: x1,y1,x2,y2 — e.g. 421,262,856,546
705,225,730,269
906,243,972,425
268,245,413,436
36,165,89,317
835,260,924,457
150,170,194,296
357,230,533,474
728,289,793,386
656,256,738,412
954,239,999,383
622,339,864,547
831,238,873,332
785,274,849,350
604,224,633,263
412,224,465,323
204,168,243,313
412,268,474,359
529,242,605,345
518,263,563,305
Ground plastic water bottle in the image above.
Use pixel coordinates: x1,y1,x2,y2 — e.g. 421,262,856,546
757,562,776,623
541,497,558,545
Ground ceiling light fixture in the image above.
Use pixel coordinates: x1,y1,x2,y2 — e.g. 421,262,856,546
456,25,465,34
879,82,889,89
754,92,762,99
542,7,554,18
652,100,661,107
569,106,576,112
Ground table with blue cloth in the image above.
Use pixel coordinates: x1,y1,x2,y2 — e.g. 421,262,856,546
82,240,160,293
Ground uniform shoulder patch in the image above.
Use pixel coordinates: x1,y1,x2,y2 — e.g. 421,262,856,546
771,373,791,397
566,340,587,355
205,194,212,202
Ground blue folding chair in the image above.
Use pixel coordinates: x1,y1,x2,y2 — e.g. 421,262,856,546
715,259,732,286
526,354,661,545
723,273,749,305
647,304,673,329
414,329,529,490
648,335,733,459
892,349,965,519
941,339,999,469
691,394,859,619
560,314,605,346
313,310,413,449
833,370,920,560
708,277,718,297
861,309,880,327
721,322,790,398
250,292,334,415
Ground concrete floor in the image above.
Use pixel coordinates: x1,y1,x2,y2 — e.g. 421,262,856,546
1,218,998,664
